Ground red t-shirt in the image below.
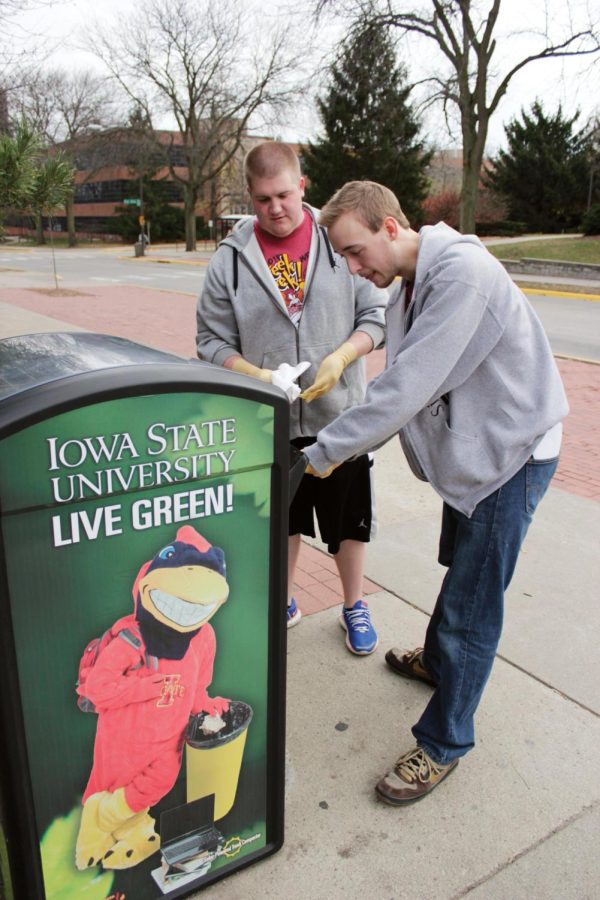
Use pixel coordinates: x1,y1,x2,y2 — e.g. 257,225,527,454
254,210,312,326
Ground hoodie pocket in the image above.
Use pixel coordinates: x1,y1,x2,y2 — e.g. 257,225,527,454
260,344,304,371
442,421,478,443
434,422,490,492
415,412,490,495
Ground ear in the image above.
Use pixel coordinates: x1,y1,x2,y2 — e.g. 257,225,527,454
383,216,399,239
299,175,306,197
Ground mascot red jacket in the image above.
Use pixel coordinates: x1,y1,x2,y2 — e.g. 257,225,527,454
75,525,230,871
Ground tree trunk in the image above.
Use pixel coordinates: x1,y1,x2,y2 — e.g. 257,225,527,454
210,178,218,227
459,162,479,234
66,193,77,247
459,118,489,234
35,214,45,245
184,187,197,251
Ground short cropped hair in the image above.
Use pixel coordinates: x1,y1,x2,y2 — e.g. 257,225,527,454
244,141,302,187
320,181,409,232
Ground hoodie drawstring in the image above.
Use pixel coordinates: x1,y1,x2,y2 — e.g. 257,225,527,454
232,246,238,294
229,222,336,294
320,226,338,271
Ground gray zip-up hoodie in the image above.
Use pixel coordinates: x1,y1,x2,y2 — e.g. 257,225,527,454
196,205,387,438
304,222,569,516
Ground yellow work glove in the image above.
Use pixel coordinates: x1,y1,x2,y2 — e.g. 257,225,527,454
231,357,272,383
97,787,135,832
306,462,339,478
300,341,358,402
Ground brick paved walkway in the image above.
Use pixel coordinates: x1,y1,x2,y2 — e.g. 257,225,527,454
4,284,598,614
553,358,600,502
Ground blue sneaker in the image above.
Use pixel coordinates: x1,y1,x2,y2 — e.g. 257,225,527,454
340,600,378,655
287,597,302,629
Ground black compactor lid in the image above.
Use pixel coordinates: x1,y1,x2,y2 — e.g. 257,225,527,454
0,331,306,502
0,332,189,401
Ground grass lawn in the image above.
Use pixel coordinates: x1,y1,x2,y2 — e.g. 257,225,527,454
487,237,600,264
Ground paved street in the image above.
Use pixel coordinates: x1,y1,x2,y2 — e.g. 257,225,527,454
525,291,600,362
0,245,206,294
1,243,599,362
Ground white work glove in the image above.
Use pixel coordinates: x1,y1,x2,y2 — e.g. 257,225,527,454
271,361,310,403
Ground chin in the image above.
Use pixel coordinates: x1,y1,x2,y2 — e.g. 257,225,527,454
366,273,387,288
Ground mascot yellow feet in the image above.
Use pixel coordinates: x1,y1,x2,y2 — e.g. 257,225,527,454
76,788,160,871
102,810,160,870
75,791,116,870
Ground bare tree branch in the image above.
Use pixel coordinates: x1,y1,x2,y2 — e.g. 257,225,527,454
90,0,298,250
314,0,600,232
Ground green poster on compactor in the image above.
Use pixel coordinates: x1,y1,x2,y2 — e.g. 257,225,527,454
0,376,287,899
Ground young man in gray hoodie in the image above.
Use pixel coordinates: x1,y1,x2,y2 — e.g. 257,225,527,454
196,144,387,654
303,180,568,803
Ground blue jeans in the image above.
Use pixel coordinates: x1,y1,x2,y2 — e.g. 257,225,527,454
413,457,558,764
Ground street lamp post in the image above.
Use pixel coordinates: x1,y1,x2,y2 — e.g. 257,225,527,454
139,175,145,257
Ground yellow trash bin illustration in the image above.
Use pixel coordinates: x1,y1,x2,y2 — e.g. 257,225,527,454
186,700,253,821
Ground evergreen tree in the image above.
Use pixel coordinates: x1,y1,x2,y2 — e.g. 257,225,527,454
304,22,431,224
487,102,592,233
110,175,185,243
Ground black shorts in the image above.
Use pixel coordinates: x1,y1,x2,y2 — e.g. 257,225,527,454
289,437,374,555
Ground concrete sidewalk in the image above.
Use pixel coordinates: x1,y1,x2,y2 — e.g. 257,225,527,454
1,291,599,898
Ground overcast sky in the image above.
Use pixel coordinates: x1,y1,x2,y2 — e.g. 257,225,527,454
7,0,600,154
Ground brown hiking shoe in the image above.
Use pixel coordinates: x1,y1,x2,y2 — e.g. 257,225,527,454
376,747,458,805
385,647,437,687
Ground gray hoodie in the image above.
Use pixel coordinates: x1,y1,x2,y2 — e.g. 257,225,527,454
304,222,569,516
196,205,387,438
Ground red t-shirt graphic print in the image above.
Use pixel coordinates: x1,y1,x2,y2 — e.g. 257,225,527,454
255,210,312,327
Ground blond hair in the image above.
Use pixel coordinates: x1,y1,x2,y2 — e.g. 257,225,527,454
244,141,302,187
320,181,409,231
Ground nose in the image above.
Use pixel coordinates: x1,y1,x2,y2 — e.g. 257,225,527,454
346,256,362,275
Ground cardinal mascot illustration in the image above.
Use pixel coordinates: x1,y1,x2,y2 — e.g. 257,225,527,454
74,525,230,871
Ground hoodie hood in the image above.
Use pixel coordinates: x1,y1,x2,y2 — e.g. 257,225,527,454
220,204,322,252
216,203,338,299
414,222,485,293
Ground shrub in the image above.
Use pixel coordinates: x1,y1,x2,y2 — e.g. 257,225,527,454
422,190,460,228
581,204,600,236
475,220,528,237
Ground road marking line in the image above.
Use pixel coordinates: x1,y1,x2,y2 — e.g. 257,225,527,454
521,287,600,302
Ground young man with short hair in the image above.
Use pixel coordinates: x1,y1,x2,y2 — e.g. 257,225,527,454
196,146,387,654
302,180,568,801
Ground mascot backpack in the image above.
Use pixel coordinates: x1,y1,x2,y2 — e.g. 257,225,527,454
76,623,158,713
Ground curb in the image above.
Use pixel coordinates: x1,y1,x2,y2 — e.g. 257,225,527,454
117,255,210,267
554,352,600,366
518,286,600,302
